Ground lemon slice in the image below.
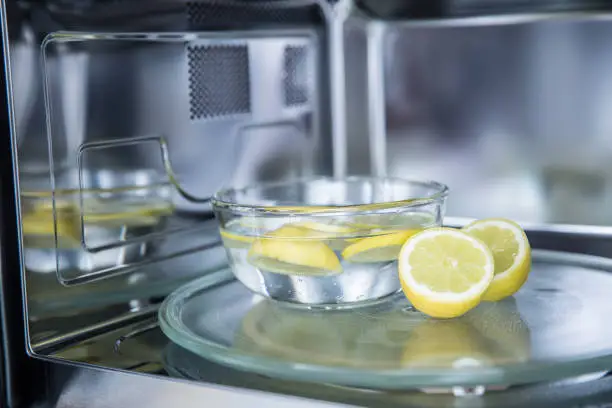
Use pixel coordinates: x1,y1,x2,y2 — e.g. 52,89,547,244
219,218,273,249
220,228,256,249
293,221,356,237
347,212,436,231
462,218,531,301
398,228,495,319
222,221,358,250
248,225,342,276
342,230,420,263
292,221,362,250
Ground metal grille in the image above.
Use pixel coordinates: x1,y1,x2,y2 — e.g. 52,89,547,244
186,1,320,29
187,44,251,120
283,46,309,107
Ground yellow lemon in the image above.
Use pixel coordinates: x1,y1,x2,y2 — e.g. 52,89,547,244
248,224,342,276
347,212,436,231
222,220,359,250
21,209,81,249
293,221,357,237
341,230,421,263
219,228,256,249
398,228,495,319
292,221,363,250
462,218,531,301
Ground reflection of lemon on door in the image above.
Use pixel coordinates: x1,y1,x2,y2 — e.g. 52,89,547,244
22,207,81,248
291,221,361,250
22,196,173,249
247,224,342,276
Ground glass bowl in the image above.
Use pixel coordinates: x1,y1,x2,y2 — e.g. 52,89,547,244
211,176,449,306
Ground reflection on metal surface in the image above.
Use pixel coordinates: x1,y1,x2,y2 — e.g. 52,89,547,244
343,18,612,227
9,0,612,406
12,15,333,363
26,218,228,347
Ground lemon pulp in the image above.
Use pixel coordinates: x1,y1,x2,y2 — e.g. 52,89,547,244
463,218,531,301
398,228,495,319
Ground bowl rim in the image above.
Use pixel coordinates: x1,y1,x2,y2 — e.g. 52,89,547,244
211,176,449,216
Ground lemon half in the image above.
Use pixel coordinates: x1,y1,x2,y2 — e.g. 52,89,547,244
248,225,342,276
462,218,531,301
398,228,495,319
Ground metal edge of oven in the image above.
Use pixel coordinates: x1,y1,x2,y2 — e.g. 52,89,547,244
0,2,49,405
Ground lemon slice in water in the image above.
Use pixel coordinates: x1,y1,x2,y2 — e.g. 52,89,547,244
398,228,495,319
293,221,357,237
248,225,342,276
292,221,362,250
462,218,531,301
220,228,256,249
347,212,436,231
221,220,358,250
341,230,420,263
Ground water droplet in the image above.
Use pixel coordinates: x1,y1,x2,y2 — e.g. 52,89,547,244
536,288,560,293
452,385,485,397
402,306,417,313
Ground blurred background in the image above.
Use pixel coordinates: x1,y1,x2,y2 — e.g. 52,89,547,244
344,18,612,227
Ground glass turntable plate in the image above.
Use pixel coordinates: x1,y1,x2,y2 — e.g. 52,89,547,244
159,250,612,390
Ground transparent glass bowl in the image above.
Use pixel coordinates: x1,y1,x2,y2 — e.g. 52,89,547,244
212,177,449,306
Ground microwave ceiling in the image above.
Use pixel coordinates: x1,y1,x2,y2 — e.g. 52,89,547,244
10,0,328,32
11,0,612,33
355,0,612,19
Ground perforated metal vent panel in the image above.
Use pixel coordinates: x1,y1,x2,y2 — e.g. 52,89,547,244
187,44,251,120
186,1,319,29
283,46,309,107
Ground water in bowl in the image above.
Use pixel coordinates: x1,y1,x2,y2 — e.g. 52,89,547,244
220,212,438,306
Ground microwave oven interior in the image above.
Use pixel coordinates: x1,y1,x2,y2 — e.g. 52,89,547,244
6,0,612,407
